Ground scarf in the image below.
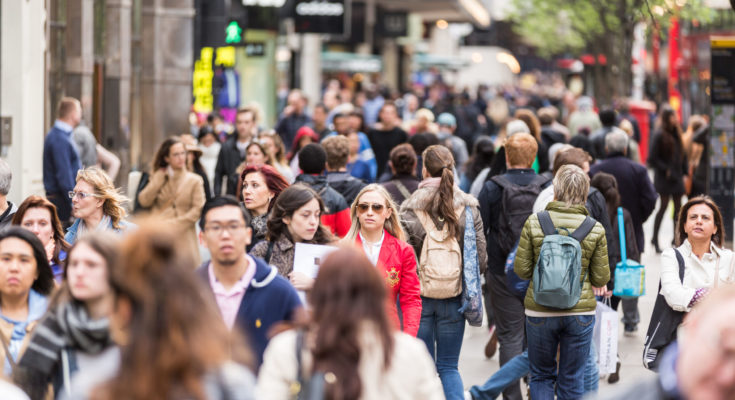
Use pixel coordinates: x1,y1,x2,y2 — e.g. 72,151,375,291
418,177,442,189
76,214,113,237
251,213,268,242
19,300,111,375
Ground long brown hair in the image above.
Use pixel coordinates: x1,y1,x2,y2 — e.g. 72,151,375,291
421,145,460,237
151,137,183,170
590,172,620,228
676,195,725,247
267,184,334,243
308,247,395,399
92,222,252,400
12,195,70,266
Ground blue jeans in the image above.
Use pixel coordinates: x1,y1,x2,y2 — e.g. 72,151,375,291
526,315,595,400
585,339,598,393
417,296,465,400
470,350,529,400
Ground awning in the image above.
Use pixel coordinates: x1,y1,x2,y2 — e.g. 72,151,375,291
413,54,470,70
321,52,383,73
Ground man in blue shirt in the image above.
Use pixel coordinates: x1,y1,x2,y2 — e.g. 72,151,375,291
43,97,82,227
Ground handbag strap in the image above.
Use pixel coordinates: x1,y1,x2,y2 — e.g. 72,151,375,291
392,180,412,200
0,329,16,370
673,249,686,283
265,241,275,264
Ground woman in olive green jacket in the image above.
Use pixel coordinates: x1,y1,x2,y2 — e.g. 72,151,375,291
514,164,610,399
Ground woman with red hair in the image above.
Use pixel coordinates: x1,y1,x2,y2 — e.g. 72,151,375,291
237,164,290,251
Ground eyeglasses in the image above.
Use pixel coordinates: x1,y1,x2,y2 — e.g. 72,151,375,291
204,223,247,236
357,203,385,213
68,191,98,200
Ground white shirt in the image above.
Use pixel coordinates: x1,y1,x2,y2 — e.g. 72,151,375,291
360,230,385,266
532,185,555,213
660,239,735,312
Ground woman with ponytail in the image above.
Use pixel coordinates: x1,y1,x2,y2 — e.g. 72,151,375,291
400,145,487,400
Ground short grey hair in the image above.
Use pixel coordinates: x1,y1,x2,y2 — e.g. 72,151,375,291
553,164,589,206
0,158,11,196
605,129,629,155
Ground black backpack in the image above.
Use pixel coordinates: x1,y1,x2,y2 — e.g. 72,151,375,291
490,174,549,256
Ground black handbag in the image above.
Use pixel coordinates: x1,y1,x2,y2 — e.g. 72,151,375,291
294,330,326,400
643,249,686,371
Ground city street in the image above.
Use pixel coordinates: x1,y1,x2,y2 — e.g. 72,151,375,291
459,197,676,396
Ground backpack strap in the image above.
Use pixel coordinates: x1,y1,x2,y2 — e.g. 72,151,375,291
392,180,412,200
570,216,596,243
537,211,557,236
264,241,275,264
527,174,550,190
673,249,685,283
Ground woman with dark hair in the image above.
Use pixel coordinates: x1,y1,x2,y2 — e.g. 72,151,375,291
137,137,206,264
661,196,734,312
181,134,213,201
0,227,54,376
13,233,118,398
237,165,290,252
401,145,487,399
648,105,687,253
343,184,422,337
249,185,334,286
380,144,420,205
256,247,443,399
461,136,495,194
12,195,71,281
197,127,221,196
72,224,255,400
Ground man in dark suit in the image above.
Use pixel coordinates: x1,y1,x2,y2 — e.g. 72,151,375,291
590,129,657,334
43,97,83,226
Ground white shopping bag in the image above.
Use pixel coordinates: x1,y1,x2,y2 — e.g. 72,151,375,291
594,300,619,374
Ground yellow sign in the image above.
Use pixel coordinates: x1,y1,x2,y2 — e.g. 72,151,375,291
192,47,214,113
215,47,236,68
711,36,735,49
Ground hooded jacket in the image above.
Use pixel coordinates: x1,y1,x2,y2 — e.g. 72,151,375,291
197,257,302,369
0,201,17,230
294,174,351,237
514,201,610,314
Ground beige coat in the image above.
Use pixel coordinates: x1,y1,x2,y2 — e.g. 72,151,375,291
138,169,205,264
256,328,445,400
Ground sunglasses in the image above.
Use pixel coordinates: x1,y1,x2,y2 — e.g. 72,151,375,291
357,203,385,213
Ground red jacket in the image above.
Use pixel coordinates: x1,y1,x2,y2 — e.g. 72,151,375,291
355,230,422,336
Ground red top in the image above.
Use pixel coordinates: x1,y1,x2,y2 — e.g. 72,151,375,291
355,230,422,336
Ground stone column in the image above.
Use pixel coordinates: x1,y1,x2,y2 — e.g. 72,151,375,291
65,0,95,124
300,34,321,109
0,0,46,201
103,0,132,183
137,0,194,168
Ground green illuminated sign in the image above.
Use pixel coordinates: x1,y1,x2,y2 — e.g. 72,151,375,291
225,21,243,44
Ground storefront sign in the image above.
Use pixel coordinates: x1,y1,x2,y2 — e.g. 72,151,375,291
193,47,215,113
709,37,735,241
244,42,266,57
294,0,349,35
377,10,408,38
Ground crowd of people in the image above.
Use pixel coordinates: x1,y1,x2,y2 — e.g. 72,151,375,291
0,81,732,400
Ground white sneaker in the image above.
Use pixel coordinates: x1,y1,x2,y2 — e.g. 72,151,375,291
464,390,473,400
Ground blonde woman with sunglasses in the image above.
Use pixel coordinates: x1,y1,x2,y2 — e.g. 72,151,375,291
343,184,422,337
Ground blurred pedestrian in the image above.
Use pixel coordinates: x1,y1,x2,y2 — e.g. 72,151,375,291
345,184,422,336
323,135,366,205
682,115,709,197
43,97,83,227
236,165,289,252
325,112,377,182
256,247,444,400
181,134,213,202
13,233,117,398
407,108,438,136
402,145,487,400
197,196,302,368
648,106,687,253
214,107,256,196
287,126,320,178
137,137,205,264
0,228,53,376
436,113,469,171
567,96,601,137
65,167,135,245
249,185,334,284
461,136,494,194
514,109,548,173
380,144,420,205
617,119,641,163
84,223,256,399
257,131,294,183
198,127,221,198
346,131,373,183
311,103,331,139
294,144,351,238
514,164,610,400
0,158,17,230
367,102,408,178
276,89,311,153
590,108,628,161
12,196,70,282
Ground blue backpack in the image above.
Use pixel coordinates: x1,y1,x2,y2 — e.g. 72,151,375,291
533,211,596,310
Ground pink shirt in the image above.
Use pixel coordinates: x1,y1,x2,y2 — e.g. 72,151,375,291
208,256,257,330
